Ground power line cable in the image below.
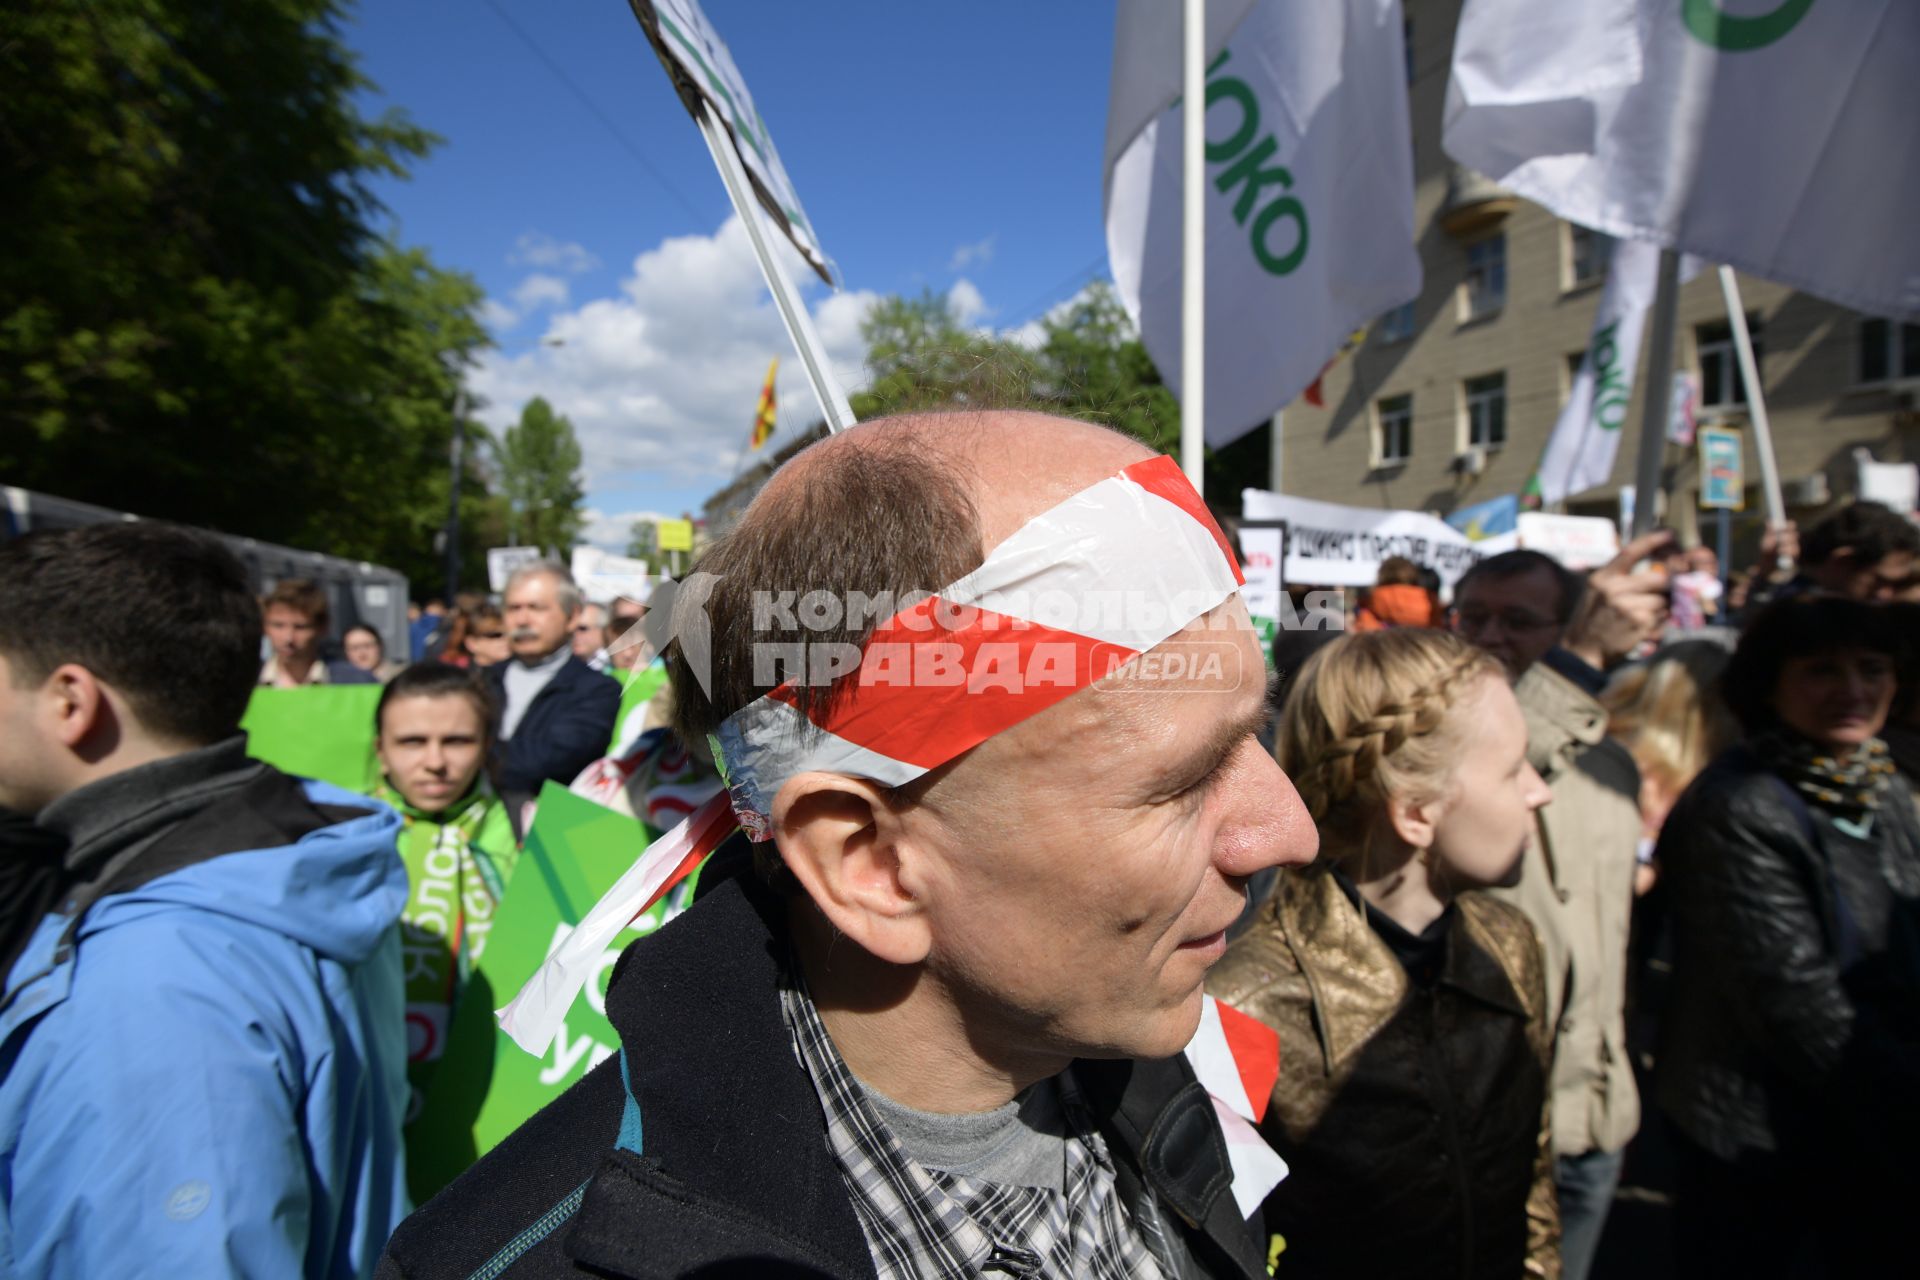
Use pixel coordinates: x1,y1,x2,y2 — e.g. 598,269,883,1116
1003,252,1112,330
477,0,708,225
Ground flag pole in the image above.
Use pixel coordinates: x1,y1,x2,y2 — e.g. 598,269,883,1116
1715,266,1786,527
1629,248,1680,537
694,107,855,435
1180,0,1206,492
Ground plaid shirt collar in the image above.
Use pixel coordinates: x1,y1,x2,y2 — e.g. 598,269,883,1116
778,963,1169,1280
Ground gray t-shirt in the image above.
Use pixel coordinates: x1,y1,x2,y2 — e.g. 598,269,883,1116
500,644,570,740
858,1076,1070,1193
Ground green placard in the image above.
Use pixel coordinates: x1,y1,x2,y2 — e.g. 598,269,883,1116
405,782,702,1200
240,685,383,791
609,662,671,752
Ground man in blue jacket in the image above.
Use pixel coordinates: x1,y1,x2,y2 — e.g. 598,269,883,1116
487,562,619,821
0,521,411,1279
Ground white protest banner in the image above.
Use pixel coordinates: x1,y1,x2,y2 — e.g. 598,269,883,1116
1107,0,1421,444
1236,522,1285,655
1241,490,1484,589
1516,512,1620,570
1444,0,1920,323
629,0,831,284
570,547,652,607
486,546,545,594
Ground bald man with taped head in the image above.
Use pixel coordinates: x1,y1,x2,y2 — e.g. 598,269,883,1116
384,412,1317,1280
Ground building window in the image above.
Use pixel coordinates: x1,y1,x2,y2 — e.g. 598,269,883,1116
1567,225,1612,289
1464,373,1506,450
1378,301,1416,343
1564,350,1587,406
1461,235,1506,320
1374,394,1413,467
1697,319,1761,409
1859,318,1920,384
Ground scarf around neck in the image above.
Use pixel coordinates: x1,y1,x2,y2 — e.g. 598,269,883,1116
1754,727,1898,820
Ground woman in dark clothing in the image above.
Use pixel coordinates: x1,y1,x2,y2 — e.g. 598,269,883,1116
1656,595,1920,1277
1211,628,1561,1279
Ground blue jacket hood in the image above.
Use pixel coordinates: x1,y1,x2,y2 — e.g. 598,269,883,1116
72,779,406,965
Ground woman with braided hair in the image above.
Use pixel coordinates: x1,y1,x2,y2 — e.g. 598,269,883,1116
1209,628,1560,1279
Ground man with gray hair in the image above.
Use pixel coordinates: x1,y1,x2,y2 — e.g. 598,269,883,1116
487,562,619,818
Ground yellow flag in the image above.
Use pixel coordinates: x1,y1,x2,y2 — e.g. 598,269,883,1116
751,358,778,449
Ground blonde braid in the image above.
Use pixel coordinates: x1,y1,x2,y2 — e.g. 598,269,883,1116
1280,630,1503,842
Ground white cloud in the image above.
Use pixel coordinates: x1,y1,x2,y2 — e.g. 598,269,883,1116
479,297,520,334
510,232,600,275
471,214,882,514
948,278,989,327
578,506,674,553
511,273,570,312
948,235,996,272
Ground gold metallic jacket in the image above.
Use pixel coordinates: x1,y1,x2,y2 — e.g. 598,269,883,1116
1209,869,1561,1280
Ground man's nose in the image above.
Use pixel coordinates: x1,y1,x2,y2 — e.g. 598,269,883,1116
1219,746,1319,877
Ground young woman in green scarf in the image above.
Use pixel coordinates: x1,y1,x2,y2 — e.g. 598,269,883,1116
372,664,520,1119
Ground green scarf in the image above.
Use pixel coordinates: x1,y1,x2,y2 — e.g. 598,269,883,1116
373,779,520,1109
1754,727,1898,821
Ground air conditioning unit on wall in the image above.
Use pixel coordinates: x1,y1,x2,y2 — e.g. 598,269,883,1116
1782,473,1830,507
1450,446,1488,477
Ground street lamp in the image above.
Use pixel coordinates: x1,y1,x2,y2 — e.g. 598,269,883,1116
444,335,565,603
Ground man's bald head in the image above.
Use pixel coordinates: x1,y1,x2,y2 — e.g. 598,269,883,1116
667,411,1147,745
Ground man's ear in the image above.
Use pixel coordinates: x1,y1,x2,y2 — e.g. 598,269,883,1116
1383,789,1438,855
41,664,111,755
773,772,931,966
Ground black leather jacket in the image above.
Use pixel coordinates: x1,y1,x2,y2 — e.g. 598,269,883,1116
1654,745,1920,1167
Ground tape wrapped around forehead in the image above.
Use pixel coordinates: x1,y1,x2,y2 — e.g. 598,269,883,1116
713,454,1244,834
496,454,1242,1057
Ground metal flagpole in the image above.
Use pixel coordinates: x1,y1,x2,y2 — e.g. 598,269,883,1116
1715,266,1786,527
1181,0,1206,491
694,108,855,434
1268,409,1284,493
1630,249,1680,537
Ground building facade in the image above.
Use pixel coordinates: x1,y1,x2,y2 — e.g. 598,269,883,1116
1278,0,1920,548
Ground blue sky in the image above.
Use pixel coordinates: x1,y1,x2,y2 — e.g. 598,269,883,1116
348,0,1124,550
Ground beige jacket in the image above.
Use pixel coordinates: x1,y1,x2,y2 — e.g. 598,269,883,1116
1492,660,1642,1157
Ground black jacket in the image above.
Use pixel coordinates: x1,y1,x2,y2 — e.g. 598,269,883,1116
1654,745,1920,1169
488,654,620,799
379,849,1269,1279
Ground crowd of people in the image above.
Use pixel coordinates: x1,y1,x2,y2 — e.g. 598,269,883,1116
1,410,1916,1279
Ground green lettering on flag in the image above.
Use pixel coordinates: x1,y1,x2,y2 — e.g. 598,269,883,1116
241,686,382,792
1682,0,1814,52
405,782,705,1200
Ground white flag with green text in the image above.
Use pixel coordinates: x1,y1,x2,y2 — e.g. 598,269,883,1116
1532,239,1662,507
1445,0,1920,322
1104,0,1420,445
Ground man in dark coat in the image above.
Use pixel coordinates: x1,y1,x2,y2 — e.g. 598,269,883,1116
381,412,1320,1279
487,562,619,814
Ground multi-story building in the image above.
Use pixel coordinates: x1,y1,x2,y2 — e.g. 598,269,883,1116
1278,0,1920,547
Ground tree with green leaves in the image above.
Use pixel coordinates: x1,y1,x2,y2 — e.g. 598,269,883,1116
0,0,496,590
625,519,659,563
849,291,1038,421
495,397,584,555
846,281,1266,499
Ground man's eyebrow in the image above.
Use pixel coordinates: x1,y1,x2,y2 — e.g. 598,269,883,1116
1172,679,1278,790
